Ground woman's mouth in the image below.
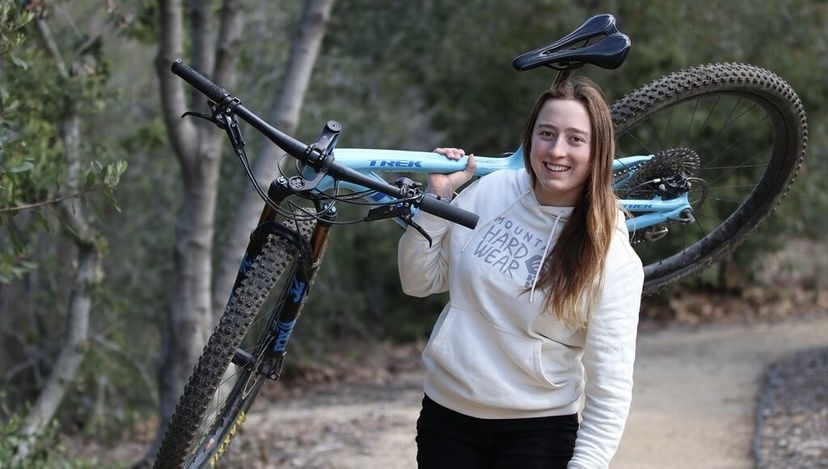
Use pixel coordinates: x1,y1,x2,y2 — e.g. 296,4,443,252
544,163,570,173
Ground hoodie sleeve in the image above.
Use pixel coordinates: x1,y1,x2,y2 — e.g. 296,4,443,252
397,176,487,297
568,235,644,469
397,175,493,298
397,209,452,297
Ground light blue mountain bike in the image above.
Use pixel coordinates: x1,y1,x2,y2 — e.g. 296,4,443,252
153,13,808,469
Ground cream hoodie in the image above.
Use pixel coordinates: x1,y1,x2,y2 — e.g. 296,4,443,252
398,168,644,469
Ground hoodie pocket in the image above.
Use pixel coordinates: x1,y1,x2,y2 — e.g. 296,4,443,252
426,307,570,392
536,339,581,389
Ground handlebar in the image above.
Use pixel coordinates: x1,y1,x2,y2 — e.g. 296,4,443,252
170,59,479,229
419,193,479,229
171,60,309,158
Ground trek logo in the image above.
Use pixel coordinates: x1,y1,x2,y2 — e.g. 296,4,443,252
368,159,423,169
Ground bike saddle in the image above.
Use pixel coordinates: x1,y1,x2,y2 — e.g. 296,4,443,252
512,13,631,71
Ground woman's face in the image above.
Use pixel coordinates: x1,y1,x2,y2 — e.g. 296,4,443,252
529,98,593,206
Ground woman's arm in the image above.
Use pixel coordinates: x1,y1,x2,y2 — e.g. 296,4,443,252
397,148,477,297
397,210,452,297
569,254,644,469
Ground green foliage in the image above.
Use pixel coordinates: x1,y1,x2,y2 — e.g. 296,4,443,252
0,401,100,469
0,3,128,281
0,1,33,54
116,0,158,43
0,1,141,453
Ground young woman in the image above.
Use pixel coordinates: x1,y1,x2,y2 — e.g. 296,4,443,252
398,76,644,469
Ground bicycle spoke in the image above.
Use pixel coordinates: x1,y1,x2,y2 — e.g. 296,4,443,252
612,63,806,292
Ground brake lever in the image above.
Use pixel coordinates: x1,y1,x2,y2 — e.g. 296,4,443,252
365,204,433,246
401,211,433,247
181,101,229,127
363,177,434,247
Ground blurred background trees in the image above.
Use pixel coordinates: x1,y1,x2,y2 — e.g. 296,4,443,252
0,0,825,465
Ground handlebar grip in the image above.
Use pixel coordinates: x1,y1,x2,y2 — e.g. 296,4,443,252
419,194,479,229
170,60,227,103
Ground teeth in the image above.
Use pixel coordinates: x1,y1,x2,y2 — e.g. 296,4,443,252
545,163,569,172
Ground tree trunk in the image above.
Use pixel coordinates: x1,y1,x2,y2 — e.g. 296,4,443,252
12,45,101,462
144,0,246,463
211,0,336,318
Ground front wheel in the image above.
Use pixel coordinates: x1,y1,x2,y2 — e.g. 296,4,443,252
153,216,317,469
611,63,808,294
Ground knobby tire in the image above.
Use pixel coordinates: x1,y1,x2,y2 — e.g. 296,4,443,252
611,63,808,293
153,217,317,468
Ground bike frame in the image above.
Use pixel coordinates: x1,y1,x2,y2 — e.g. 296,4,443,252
306,147,693,233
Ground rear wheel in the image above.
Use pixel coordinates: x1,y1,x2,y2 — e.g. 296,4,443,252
153,216,317,469
611,63,808,294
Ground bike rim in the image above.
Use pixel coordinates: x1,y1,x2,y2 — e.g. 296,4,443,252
616,89,794,289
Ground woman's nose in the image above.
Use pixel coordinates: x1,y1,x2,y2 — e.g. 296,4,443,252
550,136,568,157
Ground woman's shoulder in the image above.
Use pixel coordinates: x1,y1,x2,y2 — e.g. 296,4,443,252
473,168,529,192
457,169,528,216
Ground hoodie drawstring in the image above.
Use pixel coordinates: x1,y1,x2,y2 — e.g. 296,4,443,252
529,214,561,304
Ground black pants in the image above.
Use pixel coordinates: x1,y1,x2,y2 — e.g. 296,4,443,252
416,395,578,469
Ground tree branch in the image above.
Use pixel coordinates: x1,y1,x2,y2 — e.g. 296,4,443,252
212,0,245,86
156,0,197,165
33,15,68,77
0,190,91,214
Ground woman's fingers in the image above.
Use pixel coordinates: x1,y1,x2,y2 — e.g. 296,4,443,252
428,148,475,198
434,147,466,160
465,154,477,175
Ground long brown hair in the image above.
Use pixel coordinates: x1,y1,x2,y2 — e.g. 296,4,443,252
522,76,617,327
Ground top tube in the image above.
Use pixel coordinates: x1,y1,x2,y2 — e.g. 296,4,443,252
331,147,526,176
332,147,643,176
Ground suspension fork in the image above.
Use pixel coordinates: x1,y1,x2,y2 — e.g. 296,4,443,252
260,175,335,273
235,176,335,380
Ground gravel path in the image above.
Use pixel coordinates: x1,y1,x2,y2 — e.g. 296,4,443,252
208,312,828,468
754,346,828,468
613,313,828,469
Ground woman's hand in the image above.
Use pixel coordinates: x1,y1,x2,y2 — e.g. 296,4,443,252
427,147,477,199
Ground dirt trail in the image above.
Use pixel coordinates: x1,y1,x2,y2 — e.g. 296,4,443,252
614,313,827,468
220,313,828,468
